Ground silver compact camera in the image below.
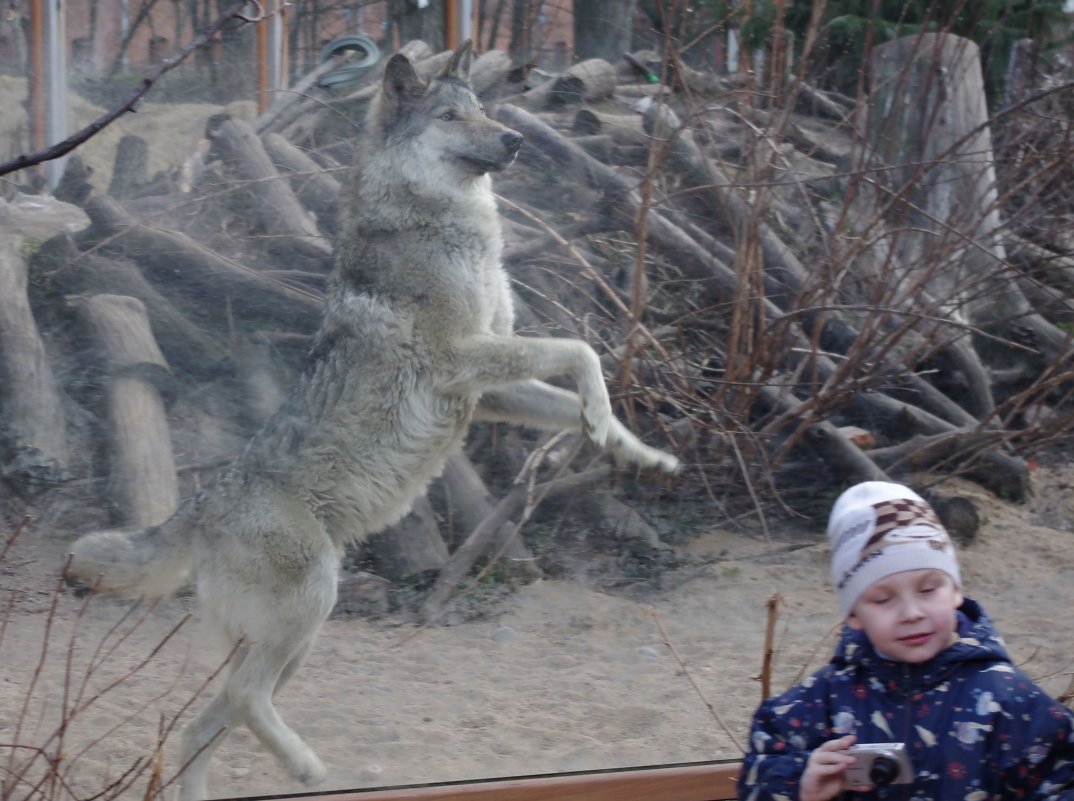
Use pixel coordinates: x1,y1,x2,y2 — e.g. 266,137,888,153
845,742,913,788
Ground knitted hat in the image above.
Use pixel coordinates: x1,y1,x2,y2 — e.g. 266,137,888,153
828,481,960,616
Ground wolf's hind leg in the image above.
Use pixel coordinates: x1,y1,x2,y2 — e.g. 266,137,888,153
227,640,326,787
178,642,252,801
178,688,235,801
476,380,679,473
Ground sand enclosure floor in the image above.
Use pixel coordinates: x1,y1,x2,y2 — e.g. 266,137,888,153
2,467,1073,800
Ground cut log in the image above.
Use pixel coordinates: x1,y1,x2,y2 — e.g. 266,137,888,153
421,466,613,624
54,154,95,205
33,233,230,378
512,58,617,109
0,194,88,492
441,453,537,572
232,334,289,427
71,294,179,527
205,114,333,264
469,49,513,96
0,213,70,493
864,430,1022,503
108,134,150,199
77,195,323,330
571,109,650,149
845,391,1029,501
366,496,449,580
583,493,670,551
261,132,342,236
332,572,391,618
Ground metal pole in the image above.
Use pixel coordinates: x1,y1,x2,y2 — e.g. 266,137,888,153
44,0,68,190
459,0,473,43
28,0,45,161
257,0,287,114
271,0,287,97
256,3,269,113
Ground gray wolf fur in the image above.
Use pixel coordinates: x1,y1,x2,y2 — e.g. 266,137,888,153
66,41,678,801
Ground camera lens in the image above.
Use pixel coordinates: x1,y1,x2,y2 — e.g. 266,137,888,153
870,755,899,786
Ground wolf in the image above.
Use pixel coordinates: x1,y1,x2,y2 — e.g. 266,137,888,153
65,40,678,801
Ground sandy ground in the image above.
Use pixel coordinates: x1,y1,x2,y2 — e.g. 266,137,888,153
3,465,1074,801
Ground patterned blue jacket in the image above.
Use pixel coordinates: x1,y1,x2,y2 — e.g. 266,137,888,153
739,599,1074,800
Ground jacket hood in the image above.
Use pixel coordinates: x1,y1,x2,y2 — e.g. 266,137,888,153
830,597,1011,691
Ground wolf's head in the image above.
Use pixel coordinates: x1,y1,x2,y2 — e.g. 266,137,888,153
366,40,523,180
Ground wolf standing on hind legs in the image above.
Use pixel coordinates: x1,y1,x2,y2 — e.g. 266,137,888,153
66,40,679,800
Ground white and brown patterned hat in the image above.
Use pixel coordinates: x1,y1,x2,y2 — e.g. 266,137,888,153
827,481,960,616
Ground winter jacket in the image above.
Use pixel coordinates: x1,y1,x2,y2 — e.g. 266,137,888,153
739,598,1074,800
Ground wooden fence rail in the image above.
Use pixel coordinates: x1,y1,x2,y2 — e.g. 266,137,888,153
221,761,742,801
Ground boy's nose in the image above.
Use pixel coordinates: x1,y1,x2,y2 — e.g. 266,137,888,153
898,598,925,620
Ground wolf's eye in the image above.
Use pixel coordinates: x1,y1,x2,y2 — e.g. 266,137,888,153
439,110,457,121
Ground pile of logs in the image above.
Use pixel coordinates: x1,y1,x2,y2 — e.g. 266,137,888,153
3,32,1074,618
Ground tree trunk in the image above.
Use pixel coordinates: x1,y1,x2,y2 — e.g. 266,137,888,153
387,0,444,51
574,0,638,62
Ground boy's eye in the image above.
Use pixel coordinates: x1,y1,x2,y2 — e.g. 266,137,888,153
439,110,457,121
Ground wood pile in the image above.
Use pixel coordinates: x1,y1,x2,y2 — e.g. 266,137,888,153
4,32,1074,616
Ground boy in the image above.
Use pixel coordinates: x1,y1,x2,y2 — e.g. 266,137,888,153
739,481,1074,801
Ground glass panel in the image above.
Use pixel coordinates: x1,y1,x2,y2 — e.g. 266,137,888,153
3,3,1074,800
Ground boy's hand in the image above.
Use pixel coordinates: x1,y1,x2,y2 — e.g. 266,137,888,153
801,734,863,801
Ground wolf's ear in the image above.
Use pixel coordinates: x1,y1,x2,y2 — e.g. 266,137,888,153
439,39,474,84
383,53,425,101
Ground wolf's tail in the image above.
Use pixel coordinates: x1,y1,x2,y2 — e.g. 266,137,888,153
66,505,195,599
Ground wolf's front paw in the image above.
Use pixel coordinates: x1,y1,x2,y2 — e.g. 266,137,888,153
645,447,680,474
616,437,680,474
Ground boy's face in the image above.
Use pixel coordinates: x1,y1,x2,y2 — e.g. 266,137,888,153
847,568,963,663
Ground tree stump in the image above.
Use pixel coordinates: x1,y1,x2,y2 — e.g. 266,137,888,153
0,196,80,494
869,33,1068,367
72,294,179,527
108,134,150,198
0,234,68,489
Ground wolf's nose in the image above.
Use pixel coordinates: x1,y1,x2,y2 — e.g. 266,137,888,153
502,131,523,153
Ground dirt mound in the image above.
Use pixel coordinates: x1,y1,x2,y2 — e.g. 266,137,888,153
0,75,255,190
